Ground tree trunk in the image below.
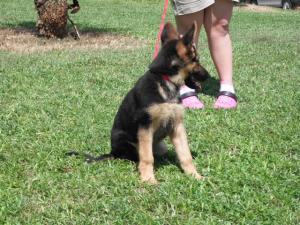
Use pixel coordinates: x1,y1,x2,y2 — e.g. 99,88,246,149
34,0,68,38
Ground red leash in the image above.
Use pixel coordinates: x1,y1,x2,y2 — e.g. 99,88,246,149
153,0,169,59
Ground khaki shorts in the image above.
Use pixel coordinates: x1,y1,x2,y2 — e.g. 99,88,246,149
171,0,239,16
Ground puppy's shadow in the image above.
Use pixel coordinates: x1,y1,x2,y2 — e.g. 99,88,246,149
154,149,199,168
201,76,219,97
0,154,6,162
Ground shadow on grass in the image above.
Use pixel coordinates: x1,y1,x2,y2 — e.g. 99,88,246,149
2,20,130,37
154,149,199,169
3,21,37,33
201,76,220,97
0,154,6,162
0,21,36,30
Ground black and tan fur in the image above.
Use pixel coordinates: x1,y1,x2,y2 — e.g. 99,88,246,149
69,22,210,184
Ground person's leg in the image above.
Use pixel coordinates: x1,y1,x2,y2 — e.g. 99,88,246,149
204,0,237,109
175,11,204,45
175,11,205,109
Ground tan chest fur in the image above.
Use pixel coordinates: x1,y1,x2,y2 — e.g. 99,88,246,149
147,103,184,140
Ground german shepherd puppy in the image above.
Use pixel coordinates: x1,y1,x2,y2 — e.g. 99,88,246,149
69,22,209,184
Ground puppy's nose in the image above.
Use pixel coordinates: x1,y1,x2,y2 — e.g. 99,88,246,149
192,65,201,73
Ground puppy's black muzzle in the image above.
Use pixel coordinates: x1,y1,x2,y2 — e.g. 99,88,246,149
185,66,210,92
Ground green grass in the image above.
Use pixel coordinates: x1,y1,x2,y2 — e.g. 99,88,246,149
0,0,299,224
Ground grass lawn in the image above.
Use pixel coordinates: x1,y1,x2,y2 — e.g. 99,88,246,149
0,0,299,224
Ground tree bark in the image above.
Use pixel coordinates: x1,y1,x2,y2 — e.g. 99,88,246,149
34,0,68,38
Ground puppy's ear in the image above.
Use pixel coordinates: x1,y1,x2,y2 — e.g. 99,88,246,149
149,55,167,74
182,21,197,46
161,22,179,45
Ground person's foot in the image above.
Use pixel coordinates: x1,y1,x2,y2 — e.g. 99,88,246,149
214,91,237,109
181,92,204,109
68,4,80,14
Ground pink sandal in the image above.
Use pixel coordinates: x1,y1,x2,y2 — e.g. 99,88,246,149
214,91,238,109
180,92,204,109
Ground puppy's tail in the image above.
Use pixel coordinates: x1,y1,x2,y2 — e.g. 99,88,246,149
66,151,114,163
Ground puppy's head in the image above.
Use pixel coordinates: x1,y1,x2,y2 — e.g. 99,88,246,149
149,22,209,91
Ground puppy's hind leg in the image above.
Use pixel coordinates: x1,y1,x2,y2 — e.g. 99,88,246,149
111,129,139,162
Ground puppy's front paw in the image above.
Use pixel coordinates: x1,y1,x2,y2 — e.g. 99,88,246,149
140,176,159,185
192,172,204,180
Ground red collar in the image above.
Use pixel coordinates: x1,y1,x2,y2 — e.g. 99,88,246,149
163,74,170,81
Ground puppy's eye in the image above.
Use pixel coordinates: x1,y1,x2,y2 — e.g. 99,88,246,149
171,59,183,69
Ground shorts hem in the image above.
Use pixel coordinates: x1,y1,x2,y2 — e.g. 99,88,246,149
173,0,215,16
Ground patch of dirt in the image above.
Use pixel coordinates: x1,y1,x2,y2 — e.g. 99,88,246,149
235,3,280,12
0,28,147,53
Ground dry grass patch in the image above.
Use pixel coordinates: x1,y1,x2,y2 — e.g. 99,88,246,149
235,4,281,12
0,28,147,53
